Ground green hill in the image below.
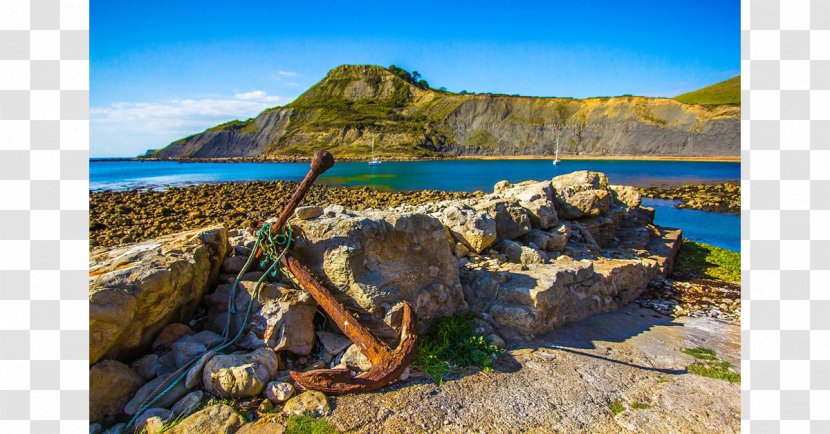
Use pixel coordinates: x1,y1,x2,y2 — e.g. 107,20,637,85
154,65,741,159
674,76,741,106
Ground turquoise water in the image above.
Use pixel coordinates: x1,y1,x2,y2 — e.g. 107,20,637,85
642,198,739,251
90,159,739,191
89,159,740,251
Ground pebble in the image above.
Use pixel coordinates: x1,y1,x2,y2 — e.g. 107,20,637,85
263,381,295,403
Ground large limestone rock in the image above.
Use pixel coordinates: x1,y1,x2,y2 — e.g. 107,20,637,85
206,280,317,355
463,228,682,335
439,205,497,254
89,360,143,425
202,348,280,398
166,404,246,434
551,171,613,219
290,210,466,341
494,180,559,229
473,198,532,242
89,226,229,364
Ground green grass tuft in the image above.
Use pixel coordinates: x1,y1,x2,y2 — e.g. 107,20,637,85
675,76,741,105
414,313,501,385
682,347,741,384
630,402,650,410
673,240,740,284
285,415,338,434
681,347,719,361
608,400,625,416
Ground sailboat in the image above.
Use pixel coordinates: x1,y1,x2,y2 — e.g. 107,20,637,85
368,135,382,166
553,132,561,165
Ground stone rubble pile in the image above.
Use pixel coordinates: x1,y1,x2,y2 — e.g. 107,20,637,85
88,171,682,433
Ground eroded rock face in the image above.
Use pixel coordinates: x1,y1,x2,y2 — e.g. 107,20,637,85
89,360,143,425
290,211,467,341
495,180,559,229
439,205,497,254
89,226,229,364
202,348,280,398
206,280,317,355
473,198,532,242
463,228,682,335
166,404,246,434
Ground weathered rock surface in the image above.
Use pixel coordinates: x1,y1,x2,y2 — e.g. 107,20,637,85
206,280,317,355
89,360,143,425
282,391,332,417
496,180,559,229
165,404,246,434
89,226,229,364
464,228,682,335
263,381,295,403
439,205,497,253
170,390,204,418
124,372,190,416
341,344,373,372
237,421,287,434
202,347,280,398
134,408,171,434
473,198,532,241
290,210,467,341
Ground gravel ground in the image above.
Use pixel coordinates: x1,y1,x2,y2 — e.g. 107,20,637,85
326,304,740,433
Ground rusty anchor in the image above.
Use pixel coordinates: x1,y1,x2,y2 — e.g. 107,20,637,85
255,149,418,394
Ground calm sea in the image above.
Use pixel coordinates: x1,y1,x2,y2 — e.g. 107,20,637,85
90,159,741,251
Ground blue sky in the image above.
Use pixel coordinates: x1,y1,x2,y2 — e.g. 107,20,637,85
91,0,740,157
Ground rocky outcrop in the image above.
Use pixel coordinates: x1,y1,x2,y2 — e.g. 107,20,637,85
89,360,143,425
89,226,229,364
165,405,246,434
290,210,467,341
153,65,740,160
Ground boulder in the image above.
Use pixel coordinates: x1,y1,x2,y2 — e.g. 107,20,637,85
202,347,280,398
610,185,642,207
206,281,317,355
221,255,249,274
151,323,192,352
130,354,162,382
90,424,103,434
134,408,171,434
237,422,287,434
170,390,204,418
502,240,546,265
282,391,332,417
295,206,324,220
185,350,216,389
551,171,613,219
439,205,498,253
494,180,559,229
341,344,372,372
171,338,207,368
263,381,295,403
89,360,143,425
473,198,532,241
165,405,246,434
124,373,190,416
89,226,229,364
316,331,352,356
290,210,466,342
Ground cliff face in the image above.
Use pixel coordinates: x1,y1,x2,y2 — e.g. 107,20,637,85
154,65,740,159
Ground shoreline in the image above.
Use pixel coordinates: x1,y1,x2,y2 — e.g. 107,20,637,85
91,154,741,163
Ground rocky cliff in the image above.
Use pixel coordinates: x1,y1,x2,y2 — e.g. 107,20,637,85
154,65,740,159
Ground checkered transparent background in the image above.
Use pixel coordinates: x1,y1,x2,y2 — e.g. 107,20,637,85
743,0,830,432
0,0,89,432
1,0,828,433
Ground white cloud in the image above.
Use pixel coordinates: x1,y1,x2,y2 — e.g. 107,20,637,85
91,90,294,157
276,70,298,77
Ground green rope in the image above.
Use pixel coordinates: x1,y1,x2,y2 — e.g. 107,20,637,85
126,221,294,433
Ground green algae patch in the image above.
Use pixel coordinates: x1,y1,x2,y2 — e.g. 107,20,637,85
673,240,740,284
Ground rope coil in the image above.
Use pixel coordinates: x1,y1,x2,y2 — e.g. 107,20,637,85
126,221,294,432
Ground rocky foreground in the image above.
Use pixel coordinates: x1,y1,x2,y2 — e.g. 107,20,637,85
637,182,740,214
88,171,738,433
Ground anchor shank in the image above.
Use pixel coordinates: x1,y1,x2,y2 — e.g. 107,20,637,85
281,253,389,364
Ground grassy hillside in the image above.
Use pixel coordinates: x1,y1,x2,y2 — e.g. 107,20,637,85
156,65,741,159
674,76,741,105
